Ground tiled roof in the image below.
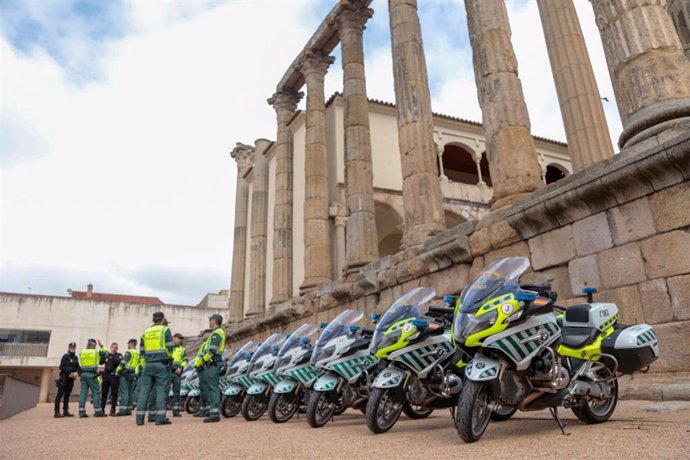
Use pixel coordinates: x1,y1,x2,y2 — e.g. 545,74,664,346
69,291,165,305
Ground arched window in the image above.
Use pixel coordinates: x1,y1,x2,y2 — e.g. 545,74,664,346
545,164,568,184
441,144,479,185
375,202,403,257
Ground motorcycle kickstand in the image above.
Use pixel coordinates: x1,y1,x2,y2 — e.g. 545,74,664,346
549,407,569,436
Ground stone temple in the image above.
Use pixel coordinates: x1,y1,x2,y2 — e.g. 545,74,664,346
223,0,690,398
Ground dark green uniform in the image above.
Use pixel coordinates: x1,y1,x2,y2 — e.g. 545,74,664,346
170,344,188,415
135,324,173,424
78,346,107,416
195,327,225,421
115,348,139,415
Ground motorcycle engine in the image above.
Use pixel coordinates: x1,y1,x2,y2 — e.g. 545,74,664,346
342,384,357,406
408,377,429,405
499,370,530,406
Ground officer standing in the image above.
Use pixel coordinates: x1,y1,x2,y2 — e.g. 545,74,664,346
54,342,80,418
135,311,173,426
100,342,122,416
113,339,139,416
195,314,226,423
78,339,108,418
193,329,212,418
170,333,188,417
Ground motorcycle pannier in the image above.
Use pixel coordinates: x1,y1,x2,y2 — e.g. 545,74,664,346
600,323,659,374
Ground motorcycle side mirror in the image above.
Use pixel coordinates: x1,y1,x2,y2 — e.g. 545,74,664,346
243,352,252,360
412,319,428,329
300,337,311,346
271,346,280,353
319,322,328,329
371,313,380,324
443,295,456,305
349,325,361,334
515,291,537,302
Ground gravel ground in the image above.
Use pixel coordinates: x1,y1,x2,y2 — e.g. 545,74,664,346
1,401,688,459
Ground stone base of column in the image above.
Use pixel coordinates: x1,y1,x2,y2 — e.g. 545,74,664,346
299,278,330,296
619,98,690,149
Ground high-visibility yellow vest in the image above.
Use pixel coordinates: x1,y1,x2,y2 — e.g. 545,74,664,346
172,345,186,366
125,349,140,371
211,328,226,355
80,348,101,370
143,324,168,352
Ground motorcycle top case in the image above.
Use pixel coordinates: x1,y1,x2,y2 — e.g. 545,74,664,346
601,323,659,374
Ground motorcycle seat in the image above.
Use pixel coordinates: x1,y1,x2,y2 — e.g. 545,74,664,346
564,304,591,323
560,326,599,348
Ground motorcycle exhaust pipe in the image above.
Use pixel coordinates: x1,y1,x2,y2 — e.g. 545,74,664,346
570,380,609,400
518,390,545,411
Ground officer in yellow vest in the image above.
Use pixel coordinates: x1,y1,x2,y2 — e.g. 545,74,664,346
78,338,108,418
195,314,226,423
170,333,188,417
113,338,139,416
135,311,174,426
193,329,212,418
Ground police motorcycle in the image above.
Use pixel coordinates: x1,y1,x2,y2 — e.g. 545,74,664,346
241,333,288,421
220,341,258,418
453,256,660,443
184,370,201,414
366,287,476,434
268,323,320,423
168,361,196,411
306,309,384,428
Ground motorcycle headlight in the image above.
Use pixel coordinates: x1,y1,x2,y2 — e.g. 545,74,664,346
457,310,498,343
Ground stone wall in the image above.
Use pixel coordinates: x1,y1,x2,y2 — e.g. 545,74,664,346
221,131,690,396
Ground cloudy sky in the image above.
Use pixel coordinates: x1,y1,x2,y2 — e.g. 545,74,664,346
0,0,622,305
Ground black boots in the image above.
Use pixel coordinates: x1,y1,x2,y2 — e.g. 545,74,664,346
54,412,63,418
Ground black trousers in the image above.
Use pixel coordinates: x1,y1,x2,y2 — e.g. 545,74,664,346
101,373,120,413
54,374,74,412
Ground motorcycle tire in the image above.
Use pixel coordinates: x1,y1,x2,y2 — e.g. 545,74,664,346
572,378,618,424
333,403,348,416
402,399,433,419
185,396,200,415
242,393,267,421
221,394,242,418
268,391,299,423
490,405,517,422
306,391,336,428
454,380,492,443
366,388,404,434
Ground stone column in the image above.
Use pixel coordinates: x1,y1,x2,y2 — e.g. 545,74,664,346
247,138,272,316
299,51,335,294
465,0,544,209
229,143,254,321
337,1,380,271
667,0,690,59
333,214,347,278
537,0,614,171
591,0,690,148
267,89,302,306
39,367,52,403
388,0,446,247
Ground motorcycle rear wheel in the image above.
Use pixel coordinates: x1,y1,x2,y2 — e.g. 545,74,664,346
307,391,336,428
185,396,199,415
572,373,618,424
366,388,404,434
454,380,492,443
242,393,268,421
268,391,299,423
221,394,242,418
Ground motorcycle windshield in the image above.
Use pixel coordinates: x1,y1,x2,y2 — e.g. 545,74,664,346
228,341,259,367
250,333,287,364
460,256,530,313
279,323,319,357
313,309,364,356
370,287,435,351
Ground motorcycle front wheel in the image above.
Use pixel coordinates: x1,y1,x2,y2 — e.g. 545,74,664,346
242,393,268,421
366,388,404,434
454,380,492,443
221,394,242,418
307,391,336,428
185,396,199,415
268,391,299,423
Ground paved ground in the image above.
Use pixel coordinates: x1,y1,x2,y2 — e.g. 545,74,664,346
1,401,688,459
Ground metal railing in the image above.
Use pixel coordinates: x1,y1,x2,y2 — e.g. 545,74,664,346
0,342,49,357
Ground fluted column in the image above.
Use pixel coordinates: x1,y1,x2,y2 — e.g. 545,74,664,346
388,0,446,247
299,51,335,293
591,0,690,148
229,143,254,321
267,89,302,306
465,0,544,209
247,139,272,316
337,1,380,272
538,0,614,171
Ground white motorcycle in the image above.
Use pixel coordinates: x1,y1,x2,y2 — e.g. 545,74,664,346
241,333,288,421
221,341,258,418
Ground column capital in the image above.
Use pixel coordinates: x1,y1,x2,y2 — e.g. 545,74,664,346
336,0,373,32
299,51,335,78
230,142,255,177
267,89,303,114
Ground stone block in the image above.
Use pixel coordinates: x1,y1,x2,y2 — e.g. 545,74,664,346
619,382,663,401
428,264,470,297
597,243,647,289
521,265,571,302
568,255,601,297
572,212,613,256
469,227,492,256
488,219,520,249
638,279,674,325
641,231,690,279
648,182,690,232
469,256,484,282
484,241,530,266
661,384,690,401
607,197,656,246
667,274,690,321
528,226,576,270
597,285,645,324
648,321,690,373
